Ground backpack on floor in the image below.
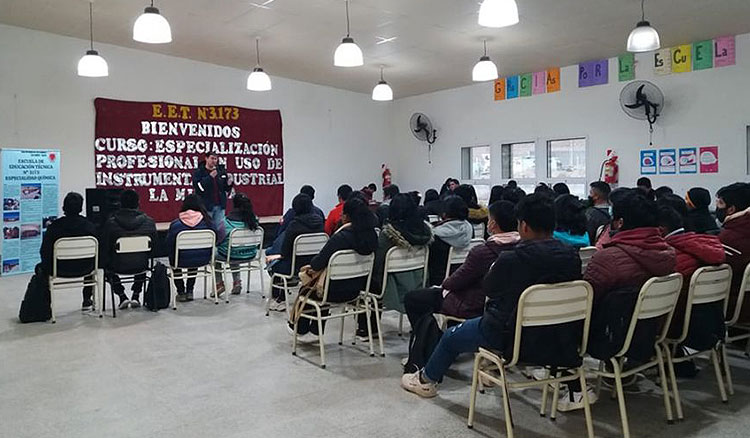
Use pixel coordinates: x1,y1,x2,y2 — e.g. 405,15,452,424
18,264,52,323
144,262,170,311
404,314,443,376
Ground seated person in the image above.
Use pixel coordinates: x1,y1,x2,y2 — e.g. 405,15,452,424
427,196,474,286
276,185,325,239
165,194,215,302
356,193,433,337
684,187,719,235
553,182,570,196
214,192,260,296
325,184,353,235
656,203,725,341
553,194,590,248
454,184,489,225
423,189,443,218
401,194,581,398
266,193,325,311
99,189,156,309
375,184,400,227
403,200,520,334
594,187,631,249
40,192,97,311
716,183,750,322
586,181,611,245
290,197,378,337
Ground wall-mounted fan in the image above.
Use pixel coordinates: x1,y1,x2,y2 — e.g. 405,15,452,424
409,112,438,163
619,80,664,146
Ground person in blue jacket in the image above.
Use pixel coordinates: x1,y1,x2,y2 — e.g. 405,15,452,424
553,194,590,248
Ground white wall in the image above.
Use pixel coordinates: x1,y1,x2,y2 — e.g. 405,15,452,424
0,24,391,214
390,33,750,200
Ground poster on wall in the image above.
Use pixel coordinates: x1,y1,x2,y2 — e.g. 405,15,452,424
658,149,676,174
94,98,284,222
699,146,719,173
579,59,609,87
640,150,657,175
678,148,697,173
1,148,60,275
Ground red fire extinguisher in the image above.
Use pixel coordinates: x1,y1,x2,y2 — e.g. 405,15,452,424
382,164,392,188
600,149,619,185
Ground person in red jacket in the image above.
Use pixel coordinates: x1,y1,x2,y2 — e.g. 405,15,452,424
656,199,725,337
584,189,676,309
716,183,750,323
325,184,353,235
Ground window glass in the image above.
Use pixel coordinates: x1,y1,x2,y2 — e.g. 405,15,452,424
548,138,586,178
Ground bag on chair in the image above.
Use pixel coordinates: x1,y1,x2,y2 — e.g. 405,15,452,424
289,266,327,325
18,264,52,323
404,314,443,376
144,262,170,311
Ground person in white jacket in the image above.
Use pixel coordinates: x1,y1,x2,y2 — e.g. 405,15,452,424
427,196,474,286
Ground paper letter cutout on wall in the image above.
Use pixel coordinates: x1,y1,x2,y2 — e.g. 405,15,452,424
618,53,635,82
494,78,506,101
519,73,532,97
506,75,519,99
714,36,736,68
579,59,608,87
654,48,672,75
692,40,713,70
546,68,560,92
532,71,546,94
671,45,692,73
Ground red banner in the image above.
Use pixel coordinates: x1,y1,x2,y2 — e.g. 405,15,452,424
94,98,284,222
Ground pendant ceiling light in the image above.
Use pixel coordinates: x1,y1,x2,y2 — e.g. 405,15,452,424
478,0,519,28
371,67,393,101
472,40,498,82
627,0,660,52
247,38,272,92
334,0,363,67
133,0,172,44
77,1,109,78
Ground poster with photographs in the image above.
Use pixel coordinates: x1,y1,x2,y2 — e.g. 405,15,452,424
1,148,60,275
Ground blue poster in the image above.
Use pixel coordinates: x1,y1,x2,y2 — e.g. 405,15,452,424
506,75,519,99
659,149,676,174
640,150,657,175
678,147,697,173
2,148,60,275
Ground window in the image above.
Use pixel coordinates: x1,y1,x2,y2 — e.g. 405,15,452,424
461,146,490,181
547,138,586,178
501,142,536,179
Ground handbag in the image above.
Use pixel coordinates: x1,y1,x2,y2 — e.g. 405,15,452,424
289,265,327,326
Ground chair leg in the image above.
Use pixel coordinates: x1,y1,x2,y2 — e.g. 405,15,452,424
611,358,631,438
168,268,177,310
315,304,326,369
292,314,300,356
246,268,251,294
579,368,595,438
540,368,551,417
655,344,674,424
498,365,514,438
203,273,207,300
224,266,230,304
49,279,56,323
468,354,482,429
338,306,346,346
372,298,385,357
265,279,275,316
711,348,728,403
664,345,684,421
721,344,734,396
550,371,561,421
398,313,404,337
258,265,265,298
365,301,375,357
595,360,604,399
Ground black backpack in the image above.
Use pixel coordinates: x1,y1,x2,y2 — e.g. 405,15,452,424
404,314,443,376
144,262,170,311
19,264,52,323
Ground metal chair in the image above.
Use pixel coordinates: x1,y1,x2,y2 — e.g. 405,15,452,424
168,229,217,308
104,235,152,317
725,263,750,361
663,264,733,420
291,250,375,368
427,215,440,224
265,232,328,317
467,280,595,438
472,222,486,240
48,236,102,322
590,273,683,438
216,228,264,303
578,246,597,275
444,238,484,281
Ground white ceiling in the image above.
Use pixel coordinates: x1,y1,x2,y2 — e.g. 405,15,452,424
2,0,750,97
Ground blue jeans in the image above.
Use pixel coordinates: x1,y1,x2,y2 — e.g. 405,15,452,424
423,317,491,383
210,205,225,228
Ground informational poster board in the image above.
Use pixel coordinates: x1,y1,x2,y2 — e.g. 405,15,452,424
640,150,657,175
1,148,60,275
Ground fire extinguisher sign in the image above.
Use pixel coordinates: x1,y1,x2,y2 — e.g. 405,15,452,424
640,150,657,175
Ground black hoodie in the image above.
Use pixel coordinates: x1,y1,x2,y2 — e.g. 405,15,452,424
281,212,326,269
100,209,157,273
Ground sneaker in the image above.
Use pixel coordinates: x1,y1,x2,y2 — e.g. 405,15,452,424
211,283,226,299
355,328,378,342
401,371,438,398
231,282,242,295
269,299,286,312
129,297,141,308
118,295,130,310
186,291,194,301
287,323,317,343
177,293,190,303
81,300,94,312
556,387,598,412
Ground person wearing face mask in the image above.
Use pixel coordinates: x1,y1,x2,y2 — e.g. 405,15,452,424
585,181,611,245
685,187,720,235
594,187,630,249
716,183,750,322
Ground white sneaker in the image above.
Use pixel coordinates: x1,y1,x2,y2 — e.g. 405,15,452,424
287,323,317,343
269,300,286,312
401,371,438,398
556,387,598,412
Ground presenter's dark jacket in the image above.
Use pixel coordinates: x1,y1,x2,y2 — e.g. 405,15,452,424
40,214,97,277
192,162,232,211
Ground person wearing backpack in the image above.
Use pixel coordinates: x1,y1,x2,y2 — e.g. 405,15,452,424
213,192,260,296
585,181,611,245
99,190,157,309
401,194,581,399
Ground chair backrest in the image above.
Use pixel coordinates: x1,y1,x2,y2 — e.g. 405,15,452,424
115,236,152,254
445,238,484,279
507,280,594,368
728,262,750,326
617,273,683,357
174,229,215,268
472,223,485,239
52,236,99,278
320,250,375,303
427,215,439,224
376,246,430,298
578,246,597,274
227,228,264,262
671,264,732,343
291,232,329,273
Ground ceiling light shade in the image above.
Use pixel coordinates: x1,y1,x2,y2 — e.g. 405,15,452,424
247,67,272,91
133,3,172,44
78,50,109,77
472,56,498,82
334,37,364,67
478,0,519,28
627,21,660,52
372,81,393,101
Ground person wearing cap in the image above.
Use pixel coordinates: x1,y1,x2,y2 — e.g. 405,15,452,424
685,187,719,235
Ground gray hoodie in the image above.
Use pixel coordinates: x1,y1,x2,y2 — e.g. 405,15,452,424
433,219,473,248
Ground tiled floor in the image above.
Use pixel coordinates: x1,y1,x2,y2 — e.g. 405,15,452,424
1,271,750,437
